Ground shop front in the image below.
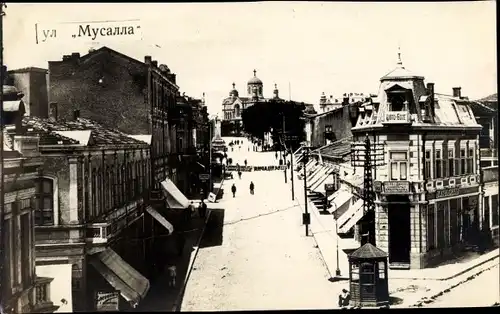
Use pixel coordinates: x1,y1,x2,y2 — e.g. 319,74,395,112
425,186,480,266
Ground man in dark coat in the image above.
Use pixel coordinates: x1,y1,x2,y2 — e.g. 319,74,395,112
231,184,237,198
249,181,255,195
198,199,208,219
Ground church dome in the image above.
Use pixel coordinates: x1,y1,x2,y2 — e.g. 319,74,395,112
229,82,239,97
248,69,262,85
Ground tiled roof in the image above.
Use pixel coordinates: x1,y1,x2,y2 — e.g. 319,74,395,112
349,243,387,259
314,137,353,158
22,116,148,146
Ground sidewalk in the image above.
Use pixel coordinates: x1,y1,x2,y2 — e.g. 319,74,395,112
137,215,208,312
288,168,500,282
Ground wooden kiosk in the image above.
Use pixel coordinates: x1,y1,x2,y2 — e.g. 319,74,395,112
348,243,389,308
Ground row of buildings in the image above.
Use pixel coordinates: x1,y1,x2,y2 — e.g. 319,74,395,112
294,53,498,269
1,46,212,313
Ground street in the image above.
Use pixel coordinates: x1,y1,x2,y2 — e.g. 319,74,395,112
424,264,500,308
180,165,343,310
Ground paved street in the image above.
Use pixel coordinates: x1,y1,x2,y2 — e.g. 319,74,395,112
180,167,346,311
221,136,285,167
424,264,500,308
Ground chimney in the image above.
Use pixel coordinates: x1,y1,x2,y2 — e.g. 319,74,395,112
144,56,152,64
152,60,158,68
62,55,72,61
71,52,80,60
426,83,435,118
49,102,58,121
452,87,462,98
73,109,80,120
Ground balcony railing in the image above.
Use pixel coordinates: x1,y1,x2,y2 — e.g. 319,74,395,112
482,166,498,183
85,223,110,244
32,276,58,313
382,111,411,124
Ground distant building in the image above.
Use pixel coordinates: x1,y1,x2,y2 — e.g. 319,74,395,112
318,92,372,113
221,70,315,136
6,66,49,118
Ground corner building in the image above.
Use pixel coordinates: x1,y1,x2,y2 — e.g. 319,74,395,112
352,55,483,269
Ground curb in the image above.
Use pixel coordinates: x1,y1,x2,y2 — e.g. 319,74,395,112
410,257,499,307
171,177,227,311
171,210,213,312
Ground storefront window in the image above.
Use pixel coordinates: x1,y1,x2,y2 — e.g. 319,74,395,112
449,198,459,245
427,205,436,251
492,195,499,227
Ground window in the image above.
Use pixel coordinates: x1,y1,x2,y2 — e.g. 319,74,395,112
390,152,407,180
448,149,455,177
21,213,31,289
449,198,459,245
435,150,443,178
460,149,466,175
492,195,499,227
378,261,386,279
425,150,432,179
427,205,436,251
35,178,54,226
388,94,406,111
91,169,97,219
467,148,474,175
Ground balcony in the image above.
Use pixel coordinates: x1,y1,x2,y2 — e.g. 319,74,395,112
32,277,59,313
85,223,110,245
482,166,498,183
382,111,411,125
481,148,498,158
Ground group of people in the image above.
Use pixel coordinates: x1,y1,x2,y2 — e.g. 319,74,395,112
231,181,255,197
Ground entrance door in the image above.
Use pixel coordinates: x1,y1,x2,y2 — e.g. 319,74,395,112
387,195,411,265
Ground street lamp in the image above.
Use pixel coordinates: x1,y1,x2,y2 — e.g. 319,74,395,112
332,202,341,277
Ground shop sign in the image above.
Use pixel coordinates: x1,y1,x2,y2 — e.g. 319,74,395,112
384,111,409,124
436,188,460,199
383,181,410,194
96,291,119,312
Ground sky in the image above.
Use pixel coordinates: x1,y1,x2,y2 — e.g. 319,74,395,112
3,1,497,116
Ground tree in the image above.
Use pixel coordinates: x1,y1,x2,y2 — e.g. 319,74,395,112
241,100,306,151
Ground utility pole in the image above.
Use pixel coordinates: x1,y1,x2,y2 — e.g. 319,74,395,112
208,119,212,196
290,147,295,201
282,113,287,183
0,3,6,311
302,148,310,236
351,134,385,246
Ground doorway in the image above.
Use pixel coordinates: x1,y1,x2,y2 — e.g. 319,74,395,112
387,195,411,266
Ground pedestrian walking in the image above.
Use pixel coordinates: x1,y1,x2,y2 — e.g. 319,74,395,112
275,151,278,160
167,265,177,288
231,183,237,198
238,171,242,179
187,201,196,219
287,160,291,169
198,199,208,218
244,159,248,167
249,181,255,195
176,233,186,257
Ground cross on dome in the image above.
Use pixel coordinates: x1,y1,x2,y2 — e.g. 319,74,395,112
232,82,235,89
397,46,404,68
253,69,257,77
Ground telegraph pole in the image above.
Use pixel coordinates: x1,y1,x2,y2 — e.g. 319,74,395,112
290,147,294,201
302,148,310,236
282,114,287,183
0,3,7,310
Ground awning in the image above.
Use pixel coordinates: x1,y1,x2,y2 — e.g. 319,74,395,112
328,189,353,218
161,179,190,209
313,172,335,193
308,164,324,180
338,199,364,233
145,206,174,234
305,160,318,173
309,166,333,190
89,248,150,307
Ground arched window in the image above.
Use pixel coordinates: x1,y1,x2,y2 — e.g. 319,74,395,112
36,178,55,225
234,104,240,117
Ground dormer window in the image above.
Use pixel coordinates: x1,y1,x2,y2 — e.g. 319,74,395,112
387,93,408,111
